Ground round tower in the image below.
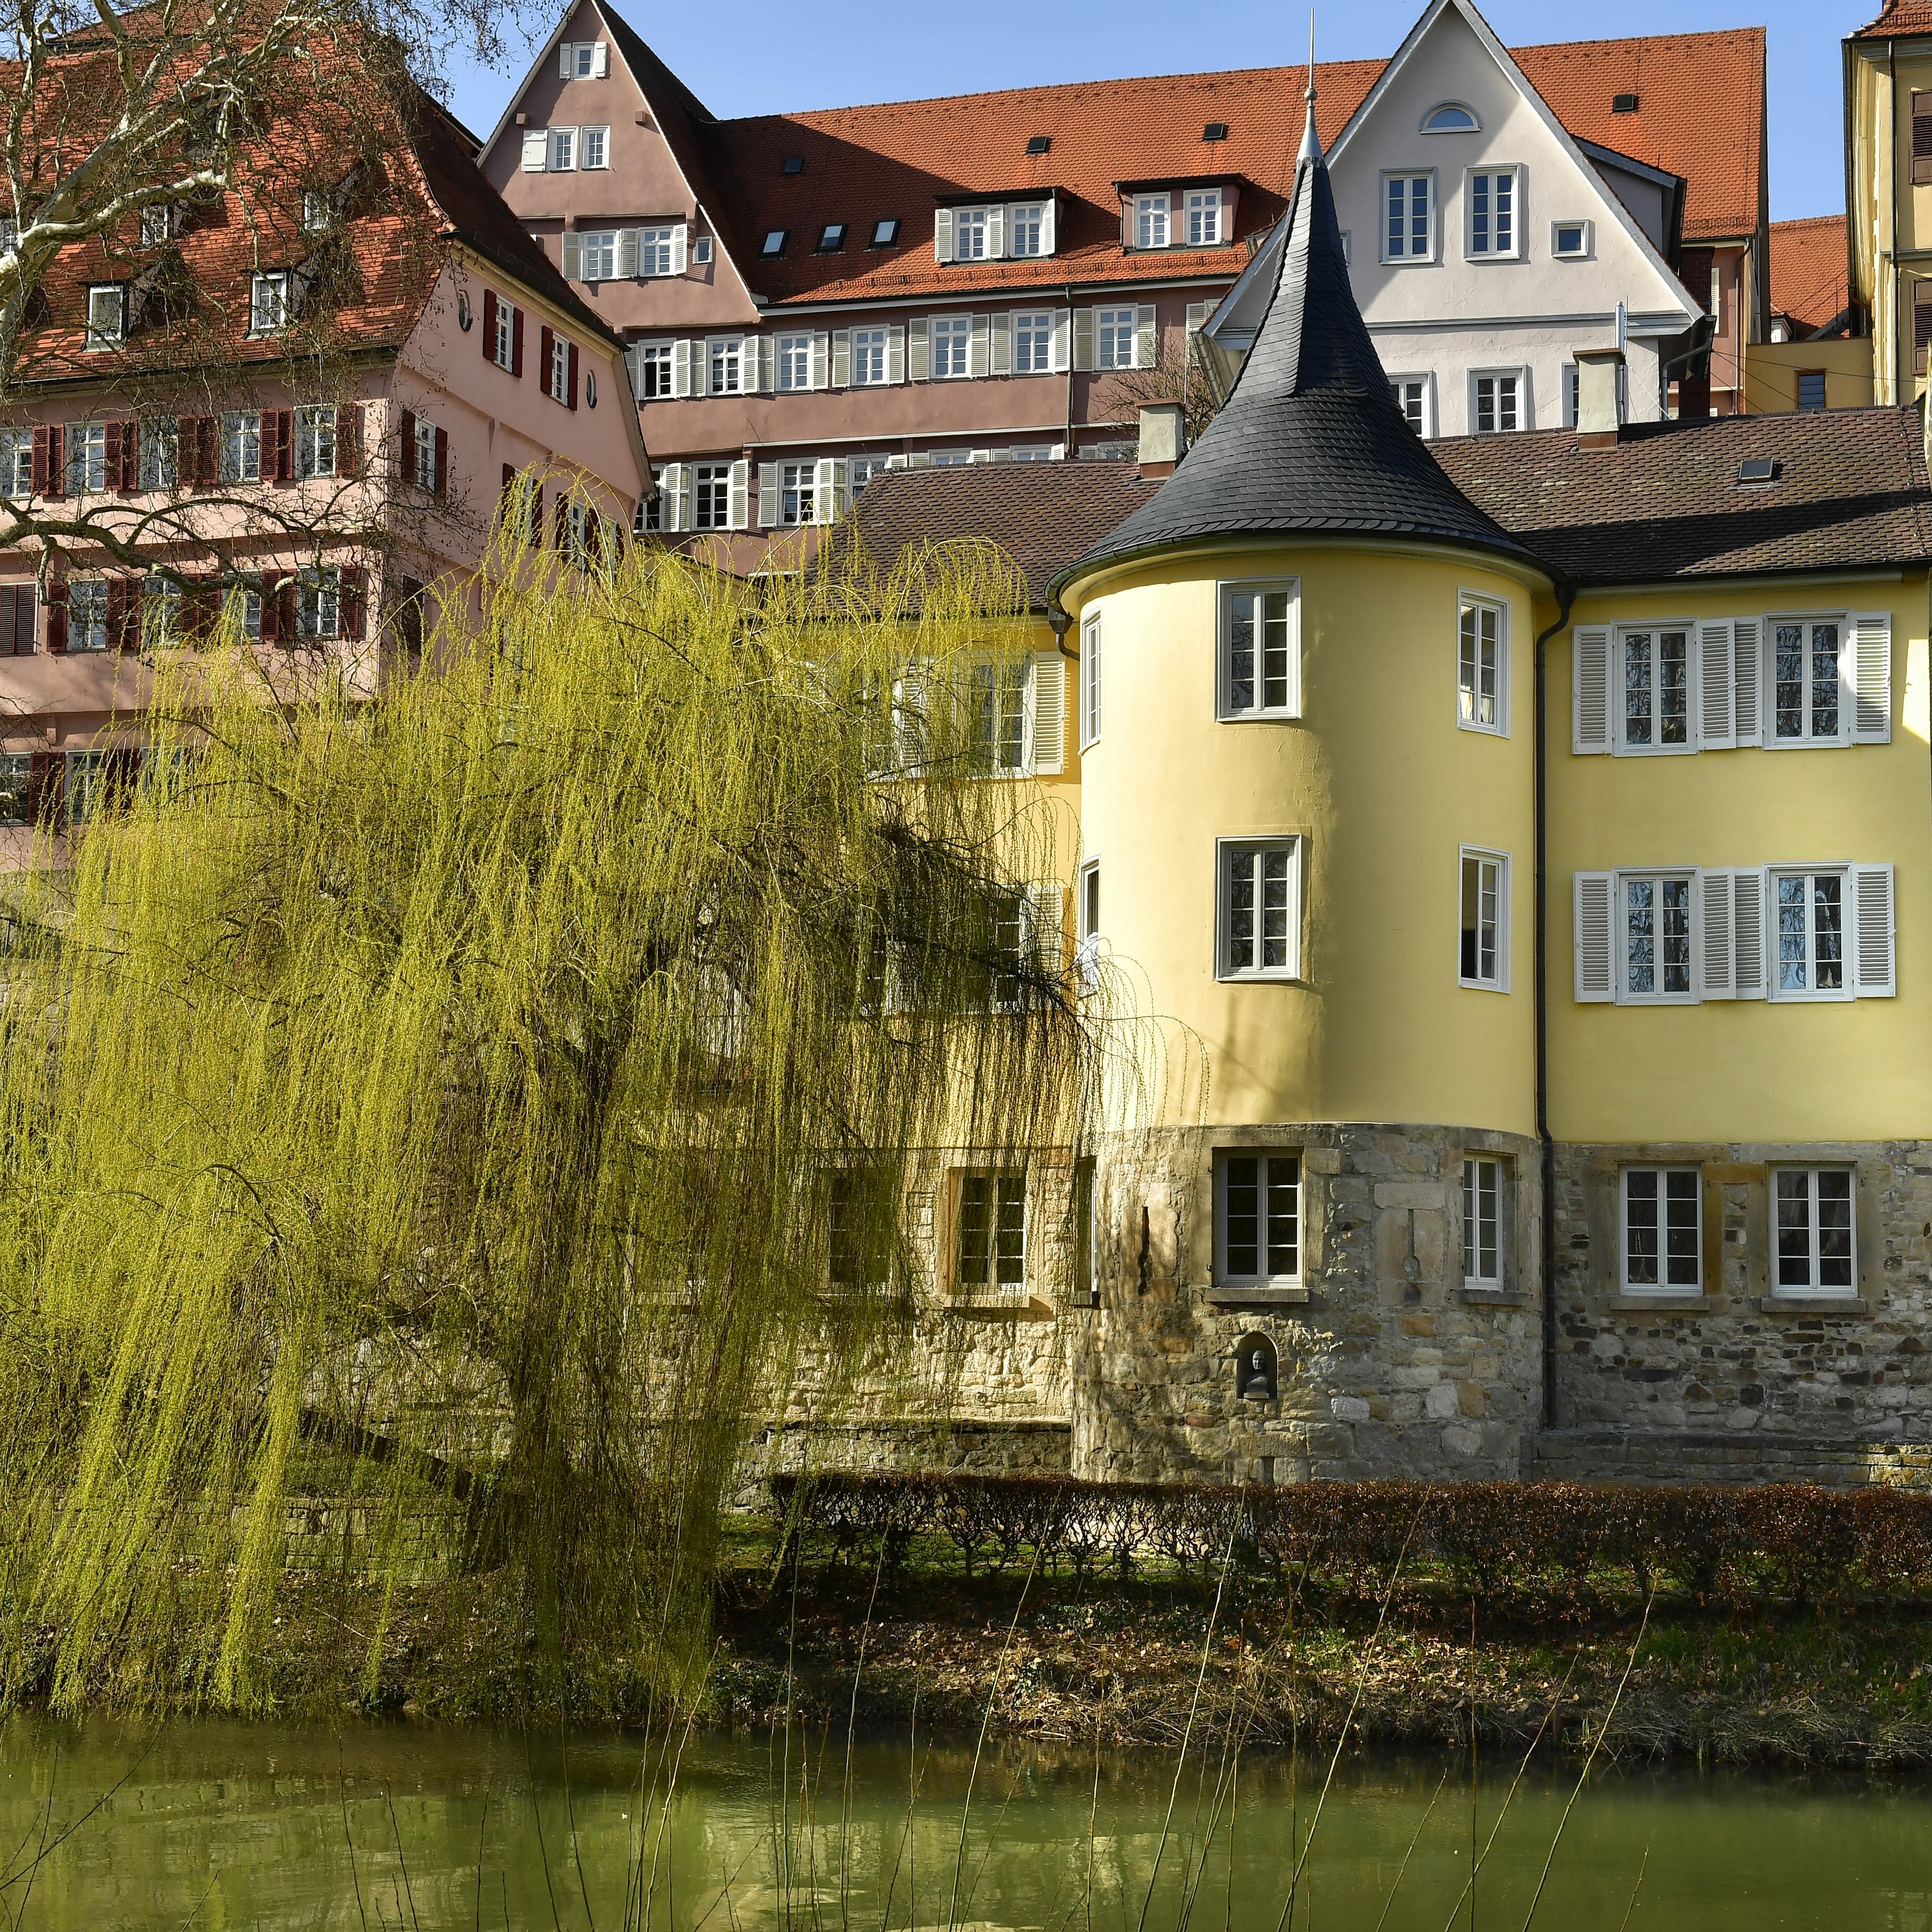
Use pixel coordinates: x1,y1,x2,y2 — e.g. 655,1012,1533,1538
1053,113,1555,1484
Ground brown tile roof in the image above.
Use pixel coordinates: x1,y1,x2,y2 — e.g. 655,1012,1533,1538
674,26,1762,310
1432,407,1932,586
846,461,1160,607
1769,214,1853,334
1851,1,1932,38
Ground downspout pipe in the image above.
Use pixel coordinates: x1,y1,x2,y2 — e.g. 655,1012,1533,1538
1893,40,1901,404
1535,578,1577,1437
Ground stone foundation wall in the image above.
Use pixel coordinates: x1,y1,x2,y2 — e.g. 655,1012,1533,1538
1533,1427,1932,1489
1070,1122,1544,1483
1549,1140,1932,1446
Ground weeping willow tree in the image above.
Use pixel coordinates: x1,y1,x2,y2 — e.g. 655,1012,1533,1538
0,518,1099,1711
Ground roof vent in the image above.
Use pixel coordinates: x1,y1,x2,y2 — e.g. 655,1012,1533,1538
1611,92,1639,112
1026,134,1051,154
781,155,804,174
1738,457,1782,484
1203,121,1229,142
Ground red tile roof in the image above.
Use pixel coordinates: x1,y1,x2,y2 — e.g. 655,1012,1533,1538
645,26,1763,310
1769,215,1853,335
1851,1,1932,38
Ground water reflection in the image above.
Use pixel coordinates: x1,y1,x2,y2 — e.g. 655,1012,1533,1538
2,1715,1931,1930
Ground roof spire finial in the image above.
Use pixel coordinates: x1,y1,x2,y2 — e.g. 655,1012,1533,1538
1298,12,1321,163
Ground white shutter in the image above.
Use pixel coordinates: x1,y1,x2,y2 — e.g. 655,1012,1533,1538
671,339,693,397
660,462,690,533
617,228,640,278
1699,870,1735,998
1072,308,1095,372
810,332,830,389
968,314,990,377
561,231,584,279
812,455,843,523
728,459,749,530
1039,198,1056,254
990,312,1012,376
1134,304,1157,370
743,337,766,394
831,329,851,387
908,320,930,382
1698,620,1735,748
907,450,931,467
969,448,994,463
559,44,574,78
1051,308,1072,373
886,325,906,385
1851,612,1892,742
1029,651,1065,776
592,40,608,75
670,224,689,274
1852,863,1897,996
1732,868,1767,998
1573,872,1615,1002
1729,618,1761,745
521,130,549,171
934,209,955,263
1026,883,1065,973
987,206,1006,259
1186,300,1211,337
1572,626,1612,753
757,463,779,527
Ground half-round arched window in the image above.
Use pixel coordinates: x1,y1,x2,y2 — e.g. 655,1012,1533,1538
1421,101,1480,133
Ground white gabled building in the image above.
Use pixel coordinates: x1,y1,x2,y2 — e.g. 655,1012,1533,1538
1204,0,1704,436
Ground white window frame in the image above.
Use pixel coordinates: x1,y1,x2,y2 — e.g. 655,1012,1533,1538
1008,203,1047,257
1615,620,1698,755
1461,1155,1506,1288
1214,1150,1303,1289
850,326,889,386
85,284,126,348
707,336,744,396
1457,592,1508,735
249,271,290,336
1771,1166,1858,1298
1562,363,1579,428
492,298,517,371
1096,306,1138,370
637,226,678,277
1469,368,1526,434
1389,374,1433,436
1184,188,1222,248
1134,194,1170,249
1617,869,1700,1005
1216,578,1301,721
138,417,177,491
1381,171,1434,263
547,127,576,171
1078,857,1101,943
691,462,733,531
1421,101,1481,133
1620,1166,1704,1295
1458,847,1510,992
1768,864,1854,1002
220,410,261,483
1464,165,1523,261
630,338,673,399
1216,836,1302,982
777,459,815,527
1014,309,1056,374
295,403,336,481
775,332,814,393
1079,611,1101,749
955,1168,1027,1296
66,420,107,494
931,315,972,379
1551,219,1593,260
549,333,572,403
67,578,109,652
578,230,618,281
953,206,989,260
578,125,609,170
1765,612,1850,747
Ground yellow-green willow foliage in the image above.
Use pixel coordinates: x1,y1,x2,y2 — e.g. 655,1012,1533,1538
0,529,1098,1710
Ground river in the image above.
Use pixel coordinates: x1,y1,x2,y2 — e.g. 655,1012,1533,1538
0,1715,1927,1928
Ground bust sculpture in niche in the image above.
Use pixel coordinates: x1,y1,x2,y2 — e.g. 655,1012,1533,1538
1236,1332,1277,1402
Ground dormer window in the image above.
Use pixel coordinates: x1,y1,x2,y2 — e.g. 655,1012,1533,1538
817,223,845,251
761,229,787,257
300,189,331,233
1134,193,1170,249
85,284,126,348
1421,101,1480,133
871,218,899,247
1009,203,1046,257
955,206,988,259
934,199,1056,263
250,270,291,334
139,202,178,246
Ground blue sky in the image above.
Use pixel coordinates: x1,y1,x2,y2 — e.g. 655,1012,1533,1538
439,0,1875,223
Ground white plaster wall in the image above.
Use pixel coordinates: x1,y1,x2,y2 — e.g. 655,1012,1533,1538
1381,323,1663,436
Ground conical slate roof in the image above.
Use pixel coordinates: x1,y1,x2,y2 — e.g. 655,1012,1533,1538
1058,130,1543,589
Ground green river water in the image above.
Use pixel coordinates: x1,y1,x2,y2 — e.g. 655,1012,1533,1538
1,1715,1928,1930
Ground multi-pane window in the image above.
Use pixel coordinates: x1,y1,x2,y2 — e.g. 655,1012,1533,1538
1459,850,1507,989
828,1170,893,1291
412,416,438,492
1796,370,1827,412
0,752,31,821
1468,169,1516,256
957,1172,1025,1293
1620,626,1691,748
86,285,126,348
1384,174,1432,258
1773,869,1847,997
851,327,888,385
1079,611,1101,748
1219,581,1298,718
1622,1167,1701,1293
578,126,608,169
547,127,576,170
221,411,261,482
1774,1168,1855,1295
1134,194,1170,248
692,463,732,531
1219,838,1299,978
932,316,971,379
65,749,109,823
1772,619,1842,741
1009,204,1045,256
492,298,517,370
138,418,177,491
68,579,109,652
1458,597,1505,731
636,227,677,276
563,41,602,77
1623,874,1694,999
1096,307,1137,370
708,337,743,395
141,574,181,647
1185,189,1222,246
1216,1151,1300,1286
1472,373,1519,433
66,421,107,494
776,334,813,391
142,202,180,246
579,231,617,279
954,207,988,259
1462,1157,1503,1287
294,567,341,641
632,339,671,398
250,271,290,334
778,461,815,526
300,189,331,233
1014,310,1055,374
969,657,1027,773
848,454,892,491
0,428,30,496
295,404,336,481
549,333,572,402
1391,378,1428,434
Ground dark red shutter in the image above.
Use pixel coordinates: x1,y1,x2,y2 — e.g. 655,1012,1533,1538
180,576,211,640
180,415,214,487
27,750,60,828
512,306,525,377
567,341,579,410
259,575,281,644
338,566,365,640
500,461,516,524
553,492,568,549
44,579,66,654
1,584,30,655
335,403,359,477
31,426,48,494
529,485,542,544
105,577,133,652
105,421,125,492
273,410,293,483
433,426,448,498
399,408,416,482
481,287,497,359
103,748,141,811
539,325,554,399
120,420,139,491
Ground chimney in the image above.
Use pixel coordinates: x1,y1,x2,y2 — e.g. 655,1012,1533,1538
1137,402,1187,478
1573,346,1625,450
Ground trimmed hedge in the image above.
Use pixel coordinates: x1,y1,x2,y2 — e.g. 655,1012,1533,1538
765,1471,1932,1609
